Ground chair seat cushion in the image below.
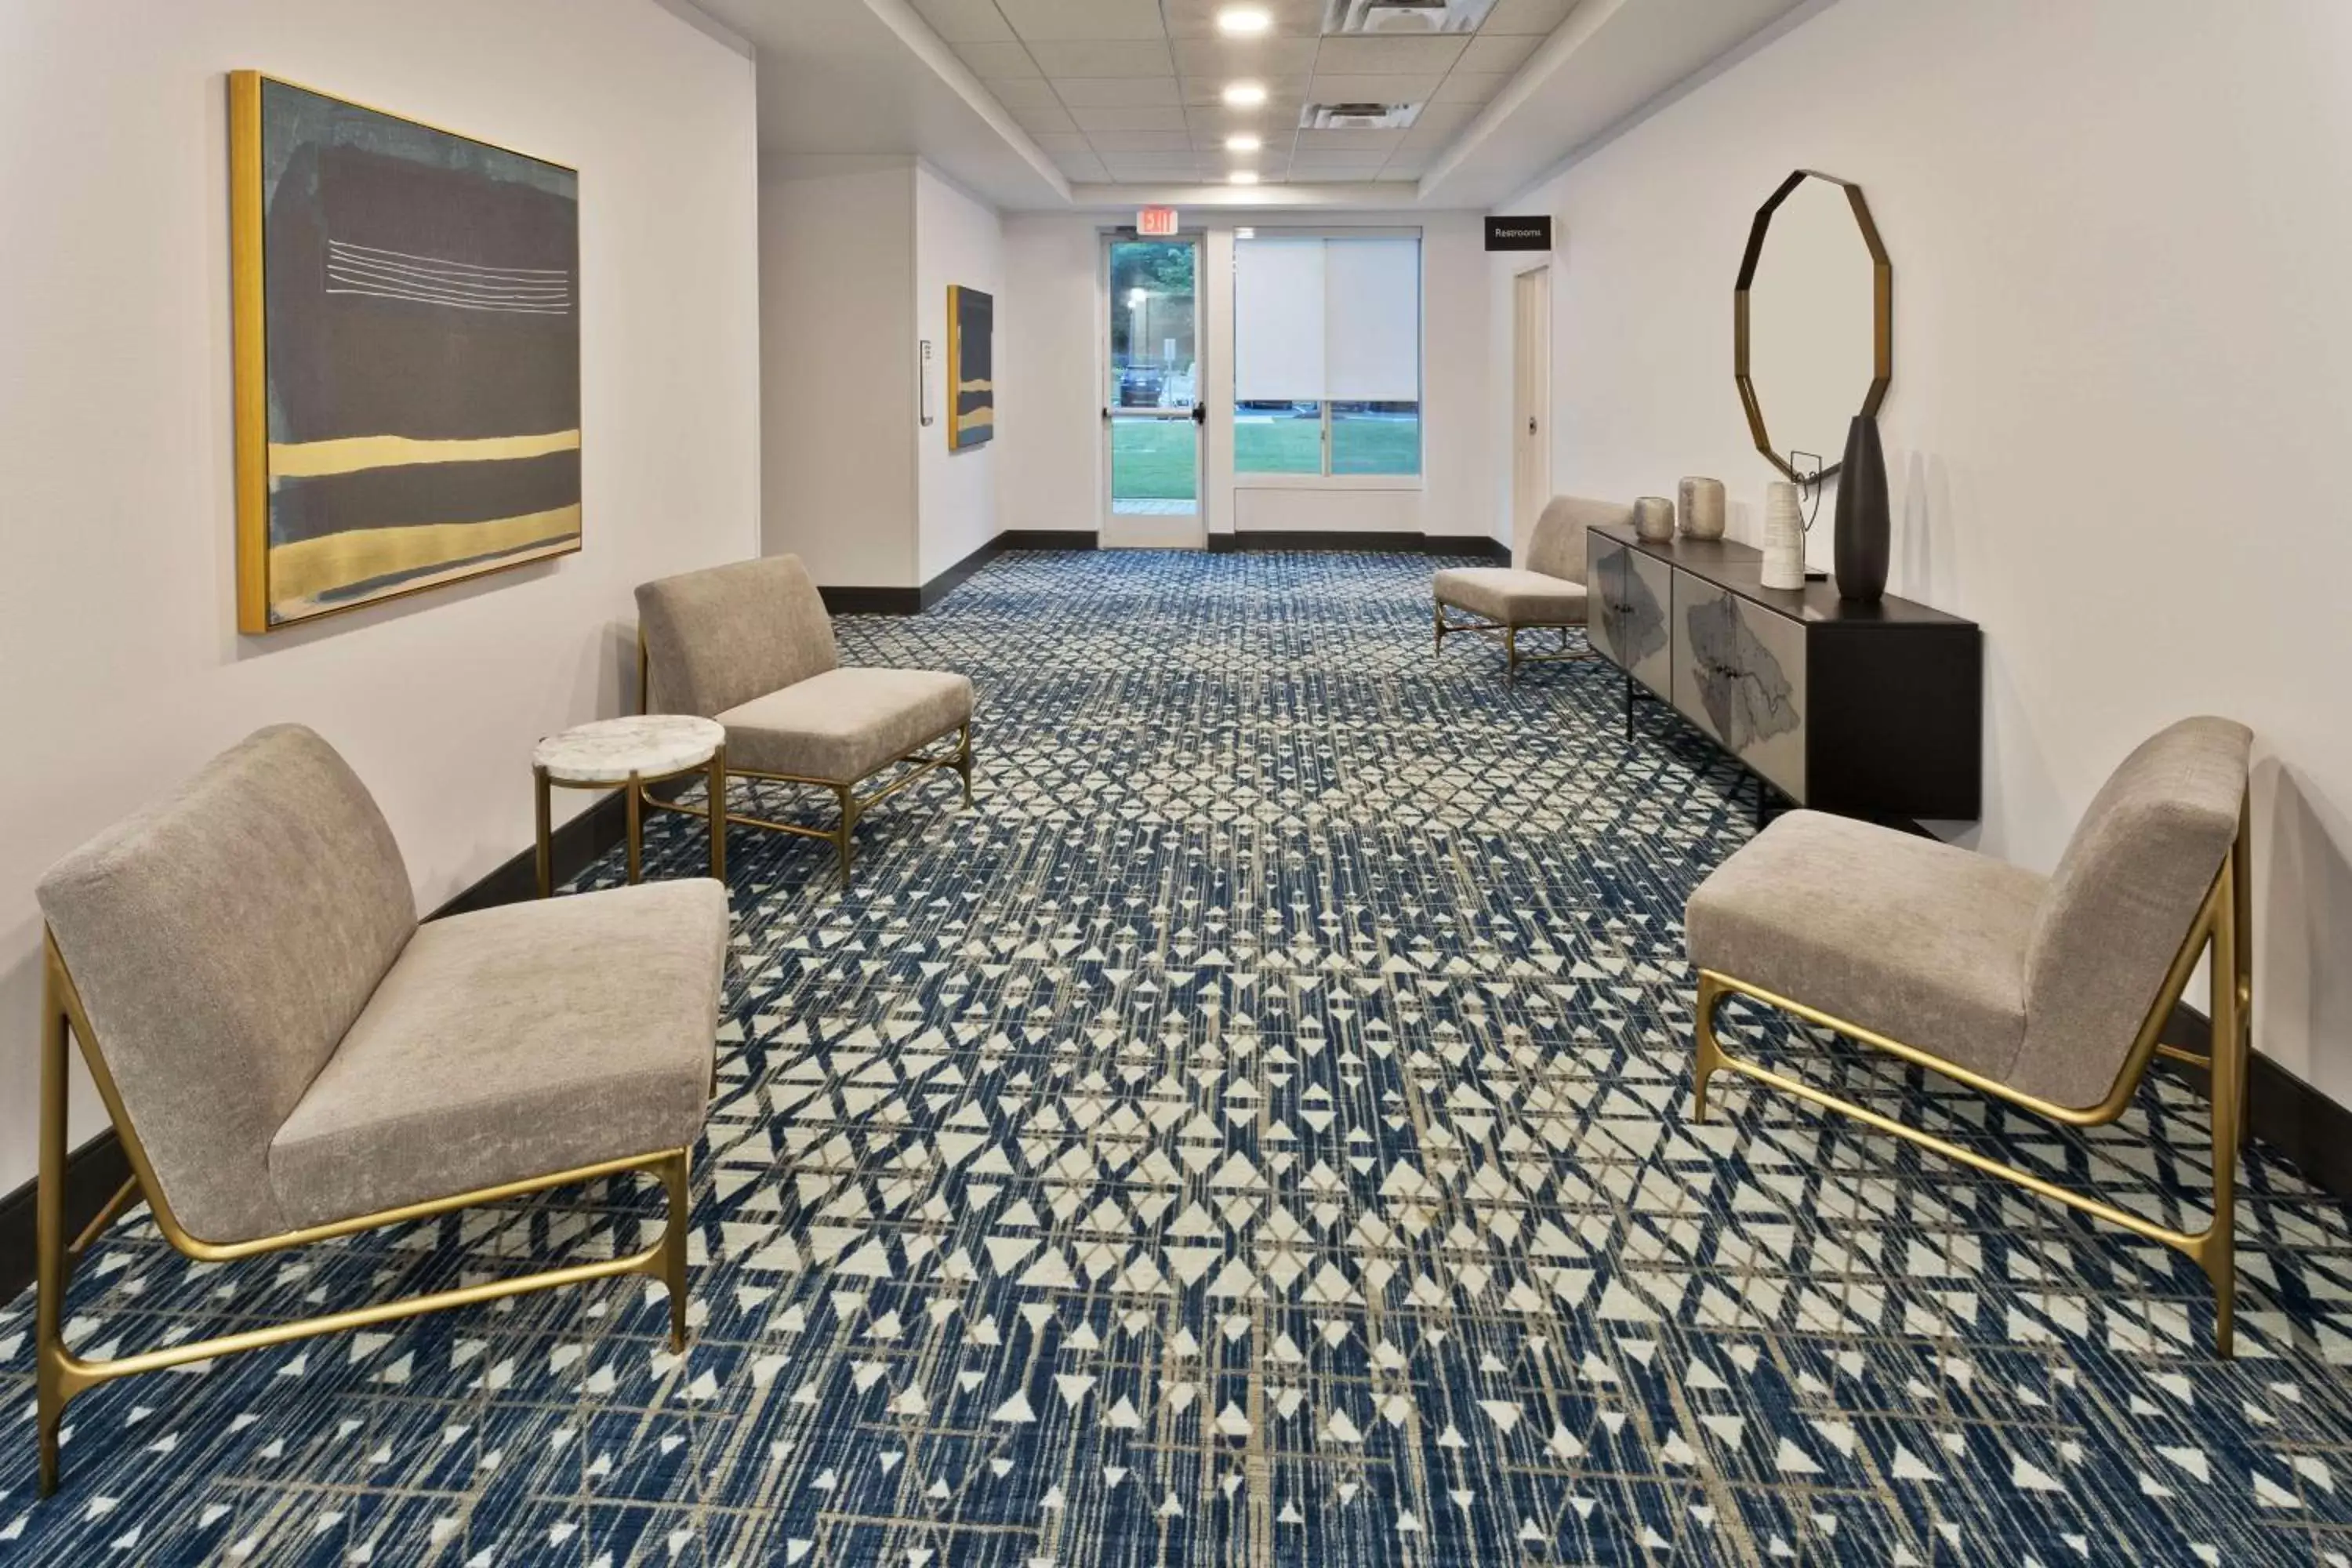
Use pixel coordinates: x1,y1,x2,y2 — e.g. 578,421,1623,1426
269,880,728,1228
717,666,972,785
1686,811,2048,1084
1434,567,1587,625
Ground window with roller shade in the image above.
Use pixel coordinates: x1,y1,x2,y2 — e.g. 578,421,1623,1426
1232,235,1421,478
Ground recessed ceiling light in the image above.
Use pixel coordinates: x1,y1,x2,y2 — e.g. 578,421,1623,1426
1217,5,1273,35
1225,132,1263,152
1222,82,1269,108
1229,170,1261,185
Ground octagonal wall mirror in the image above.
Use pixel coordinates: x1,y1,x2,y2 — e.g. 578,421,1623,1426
1734,169,1891,482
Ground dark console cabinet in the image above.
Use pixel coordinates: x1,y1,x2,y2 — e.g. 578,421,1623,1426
1587,524,1981,821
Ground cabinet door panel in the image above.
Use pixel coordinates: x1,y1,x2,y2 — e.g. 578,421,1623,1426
1621,551,1674,698
1671,572,1808,800
1586,533,1624,666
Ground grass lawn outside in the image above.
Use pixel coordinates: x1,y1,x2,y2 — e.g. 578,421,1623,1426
1112,414,1423,500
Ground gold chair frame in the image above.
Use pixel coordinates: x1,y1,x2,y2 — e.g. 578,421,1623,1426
34,932,695,1497
1691,798,2255,1355
1432,602,1600,683
637,637,974,883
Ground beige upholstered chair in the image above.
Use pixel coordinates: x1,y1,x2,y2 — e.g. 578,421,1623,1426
31,725,727,1494
636,555,973,882
1433,494,1634,681
1687,717,2255,1352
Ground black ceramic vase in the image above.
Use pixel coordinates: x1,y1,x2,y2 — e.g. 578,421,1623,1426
1833,413,1889,603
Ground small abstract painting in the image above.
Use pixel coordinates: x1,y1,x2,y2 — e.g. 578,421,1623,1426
230,72,581,631
948,285,994,452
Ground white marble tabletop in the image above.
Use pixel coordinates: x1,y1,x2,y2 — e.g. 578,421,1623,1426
534,715,725,784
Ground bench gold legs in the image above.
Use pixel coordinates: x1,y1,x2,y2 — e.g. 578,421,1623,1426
1432,604,1596,682
647,723,973,887
35,939,697,1497
1691,830,2253,1356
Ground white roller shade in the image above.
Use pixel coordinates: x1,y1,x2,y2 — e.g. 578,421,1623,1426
1234,238,1326,400
1324,238,1420,401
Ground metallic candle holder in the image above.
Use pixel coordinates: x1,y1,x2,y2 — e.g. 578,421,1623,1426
1633,495,1676,542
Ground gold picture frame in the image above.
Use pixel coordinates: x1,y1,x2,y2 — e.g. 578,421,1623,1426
230,71,582,632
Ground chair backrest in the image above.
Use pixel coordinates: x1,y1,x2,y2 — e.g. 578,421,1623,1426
637,554,839,717
37,725,417,1244
2013,717,2252,1109
1525,495,1634,585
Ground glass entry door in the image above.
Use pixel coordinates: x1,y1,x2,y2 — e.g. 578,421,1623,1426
1104,235,1203,547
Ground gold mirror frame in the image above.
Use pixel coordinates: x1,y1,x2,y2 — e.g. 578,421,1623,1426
1733,169,1892,483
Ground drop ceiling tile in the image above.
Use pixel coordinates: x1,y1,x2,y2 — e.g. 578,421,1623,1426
953,41,1041,78
1055,75,1182,107
998,0,1166,42
1009,102,1080,135
1305,72,1446,103
1432,71,1511,103
1163,0,1326,37
1178,78,1311,108
912,0,1018,45
1458,31,1542,72
1482,0,1573,32
1029,132,1094,154
1086,129,1198,153
1378,153,1433,175
987,78,1064,111
1071,104,1192,132
1403,100,1483,135
1025,39,1178,77
1287,157,1395,176
1052,151,1112,180
1311,35,1471,74
1295,127,1408,151
1171,37,1321,79
1101,151,1212,172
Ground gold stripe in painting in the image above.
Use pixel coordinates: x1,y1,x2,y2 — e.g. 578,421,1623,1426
267,505,581,604
267,429,583,478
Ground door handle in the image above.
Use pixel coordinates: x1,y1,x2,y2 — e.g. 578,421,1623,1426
1527,416,1538,434
1192,404,1206,425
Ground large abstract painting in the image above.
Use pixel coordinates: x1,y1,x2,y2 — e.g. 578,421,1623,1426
947,285,994,452
230,72,581,631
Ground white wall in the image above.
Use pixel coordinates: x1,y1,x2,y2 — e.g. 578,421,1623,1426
0,0,761,1190
1492,0,2352,1103
915,165,1004,580
998,215,1105,537
996,212,1501,545
762,163,917,586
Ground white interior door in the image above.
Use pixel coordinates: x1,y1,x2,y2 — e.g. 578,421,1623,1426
1512,264,1552,563
1103,234,1205,548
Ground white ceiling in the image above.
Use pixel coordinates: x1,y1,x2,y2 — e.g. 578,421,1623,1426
910,0,1574,188
691,0,1811,212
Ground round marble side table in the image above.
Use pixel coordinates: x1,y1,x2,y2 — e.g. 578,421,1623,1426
532,715,728,896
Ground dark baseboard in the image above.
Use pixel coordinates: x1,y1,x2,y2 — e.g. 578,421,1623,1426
2156,1003,2352,1200
1211,531,1508,559
822,532,1102,617
0,1131,132,1310
0,785,666,1307
818,585,924,615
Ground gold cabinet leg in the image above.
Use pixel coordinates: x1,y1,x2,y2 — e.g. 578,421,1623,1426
1433,598,1445,651
625,771,643,886
661,1148,692,1353
706,748,727,884
533,764,554,898
1505,625,1519,683
1692,973,1727,1123
37,953,74,1497
954,725,974,808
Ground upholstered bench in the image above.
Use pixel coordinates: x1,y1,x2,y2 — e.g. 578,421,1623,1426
1433,494,1632,681
636,555,974,882
1686,717,2255,1353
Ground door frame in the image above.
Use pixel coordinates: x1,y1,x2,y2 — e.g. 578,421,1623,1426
1512,263,1552,564
1101,230,1207,549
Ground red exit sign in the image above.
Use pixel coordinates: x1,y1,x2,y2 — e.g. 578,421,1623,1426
1137,205,1179,237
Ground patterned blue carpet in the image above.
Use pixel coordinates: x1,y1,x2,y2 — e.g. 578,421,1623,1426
5,549,2352,1565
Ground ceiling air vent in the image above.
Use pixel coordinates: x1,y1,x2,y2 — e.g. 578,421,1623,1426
1301,101,1425,131
1324,0,1497,34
